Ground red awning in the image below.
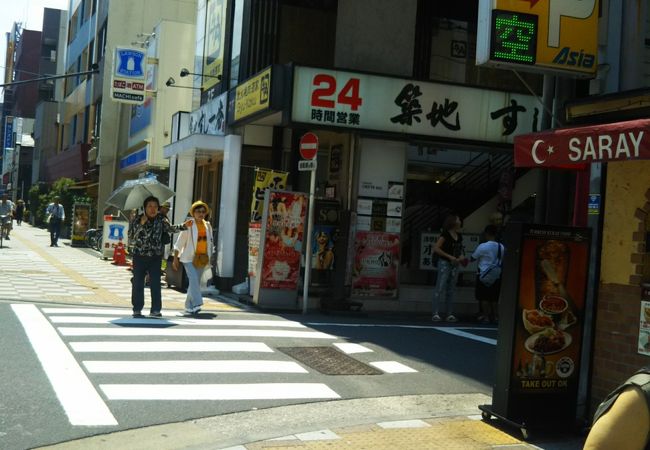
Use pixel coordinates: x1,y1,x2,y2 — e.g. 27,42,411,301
514,118,650,169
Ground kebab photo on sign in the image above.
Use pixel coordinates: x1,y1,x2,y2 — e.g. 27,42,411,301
522,241,577,355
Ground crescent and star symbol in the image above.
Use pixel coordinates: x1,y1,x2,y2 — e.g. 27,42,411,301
531,140,555,165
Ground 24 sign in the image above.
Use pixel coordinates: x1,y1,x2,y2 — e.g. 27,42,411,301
311,74,363,111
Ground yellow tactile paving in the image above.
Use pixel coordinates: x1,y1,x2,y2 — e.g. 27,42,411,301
246,417,524,450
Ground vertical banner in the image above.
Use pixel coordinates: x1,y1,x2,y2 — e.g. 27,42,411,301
258,191,307,290
639,298,650,356
101,216,130,259
250,168,288,222
71,204,91,247
351,231,400,298
248,222,262,277
491,224,591,427
203,0,227,91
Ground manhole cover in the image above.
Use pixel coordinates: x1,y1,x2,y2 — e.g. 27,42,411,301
278,346,381,375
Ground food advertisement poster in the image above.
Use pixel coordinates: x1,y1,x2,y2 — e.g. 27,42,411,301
71,203,91,246
352,231,400,298
247,223,261,277
250,168,288,223
258,191,306,290
511,226,591,398
638,300,650,356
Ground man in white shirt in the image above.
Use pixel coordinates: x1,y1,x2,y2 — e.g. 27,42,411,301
45,196,65,247
0,194,15,240
471,225,504,323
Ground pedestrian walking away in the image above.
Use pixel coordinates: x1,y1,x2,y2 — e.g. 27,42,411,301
14,199,25,226
172,200,213,315
471,224,504,324
432,213,466,323
45,196,65,246
129,195,185,318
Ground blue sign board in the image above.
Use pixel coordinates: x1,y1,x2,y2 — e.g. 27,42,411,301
130,101,152,136
120,146,148,170
4,117,14,150
115,49,145,78
588,194,600,215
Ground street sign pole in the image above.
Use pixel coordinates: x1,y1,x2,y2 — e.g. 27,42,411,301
299,132,319,314
302,168,316,314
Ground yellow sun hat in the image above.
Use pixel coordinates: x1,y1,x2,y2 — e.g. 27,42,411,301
189,200,210,216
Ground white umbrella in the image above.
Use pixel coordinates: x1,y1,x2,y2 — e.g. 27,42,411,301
106,178,175,211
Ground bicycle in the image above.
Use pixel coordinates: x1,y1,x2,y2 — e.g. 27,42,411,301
0,214,12,248
84,226,103,252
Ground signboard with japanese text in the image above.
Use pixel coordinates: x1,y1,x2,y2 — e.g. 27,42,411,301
234,67,271,122
203,0,227,91
250,168,288,223
111,47,146,104
419,232,481,273
352,231,400,298
292,66,539,143
476,0,598,77
101,216,129,259
189,92,227,136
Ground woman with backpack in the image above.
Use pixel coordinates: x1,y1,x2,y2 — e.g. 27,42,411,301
471,224,504,324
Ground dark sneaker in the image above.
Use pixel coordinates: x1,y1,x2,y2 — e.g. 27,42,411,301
446,314,458,323
149,312,162,318
432,314,442,322
132,312,145,318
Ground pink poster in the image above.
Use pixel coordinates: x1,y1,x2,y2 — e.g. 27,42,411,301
260,191,307,290
352,231,400,298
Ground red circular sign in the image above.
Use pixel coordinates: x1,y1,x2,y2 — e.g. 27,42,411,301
299,132,319,160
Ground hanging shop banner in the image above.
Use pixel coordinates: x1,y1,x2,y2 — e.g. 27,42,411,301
189,91,227,136
292,66,539,143
491,223,591,428
476,0,598,77
250,168,288,222
101,215,129,259
233,66,271,122
351,231,400,298
514,118,650,169
257,190,307,290
203,0,227,91
71,203,91,247
111,47,146,104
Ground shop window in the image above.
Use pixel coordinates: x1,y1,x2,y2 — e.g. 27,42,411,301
632,188,650,285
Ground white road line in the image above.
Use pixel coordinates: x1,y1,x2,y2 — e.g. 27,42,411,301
369,361,418,373
436,328,497,346
100,383,341,400
69,341,273,353
43,307,144,315
333,343,373,354
57,327,336,339
49,316,306,327
11,304,118,426
84,360,307,374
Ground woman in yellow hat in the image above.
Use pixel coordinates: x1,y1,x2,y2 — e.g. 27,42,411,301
172,201,213,314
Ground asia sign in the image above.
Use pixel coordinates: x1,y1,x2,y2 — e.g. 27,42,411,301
111,47,146,104
203,0,227,91
292,66,539,143
234,67,271,122
476,0,599,77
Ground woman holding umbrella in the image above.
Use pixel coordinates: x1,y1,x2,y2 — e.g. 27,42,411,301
172,201,213,315
128,195,184,318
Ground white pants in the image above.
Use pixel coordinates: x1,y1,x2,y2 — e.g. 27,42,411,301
182,262,205,311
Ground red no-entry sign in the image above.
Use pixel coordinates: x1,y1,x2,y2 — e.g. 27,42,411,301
299,132,319,160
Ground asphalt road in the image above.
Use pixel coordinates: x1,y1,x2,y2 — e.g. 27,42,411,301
0,300,498,449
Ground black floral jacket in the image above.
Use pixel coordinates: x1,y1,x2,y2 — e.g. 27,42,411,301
128,214,184,257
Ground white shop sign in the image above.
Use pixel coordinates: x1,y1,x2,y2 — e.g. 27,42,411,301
292,66,539,143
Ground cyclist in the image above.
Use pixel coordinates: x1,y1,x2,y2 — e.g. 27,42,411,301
0,194,15,240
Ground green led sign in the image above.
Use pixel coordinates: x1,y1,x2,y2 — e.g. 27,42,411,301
490,10,538,65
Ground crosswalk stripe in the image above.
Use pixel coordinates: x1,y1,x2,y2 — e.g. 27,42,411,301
333,343,373,354
100,383,341,400
11,304,118,426
83,360,308,374
69,341,273,353
369,361,418,373
49,316,307,327
57,327,336,339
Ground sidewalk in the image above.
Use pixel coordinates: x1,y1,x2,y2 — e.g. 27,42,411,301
4,225,585,450
0,224,246,312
